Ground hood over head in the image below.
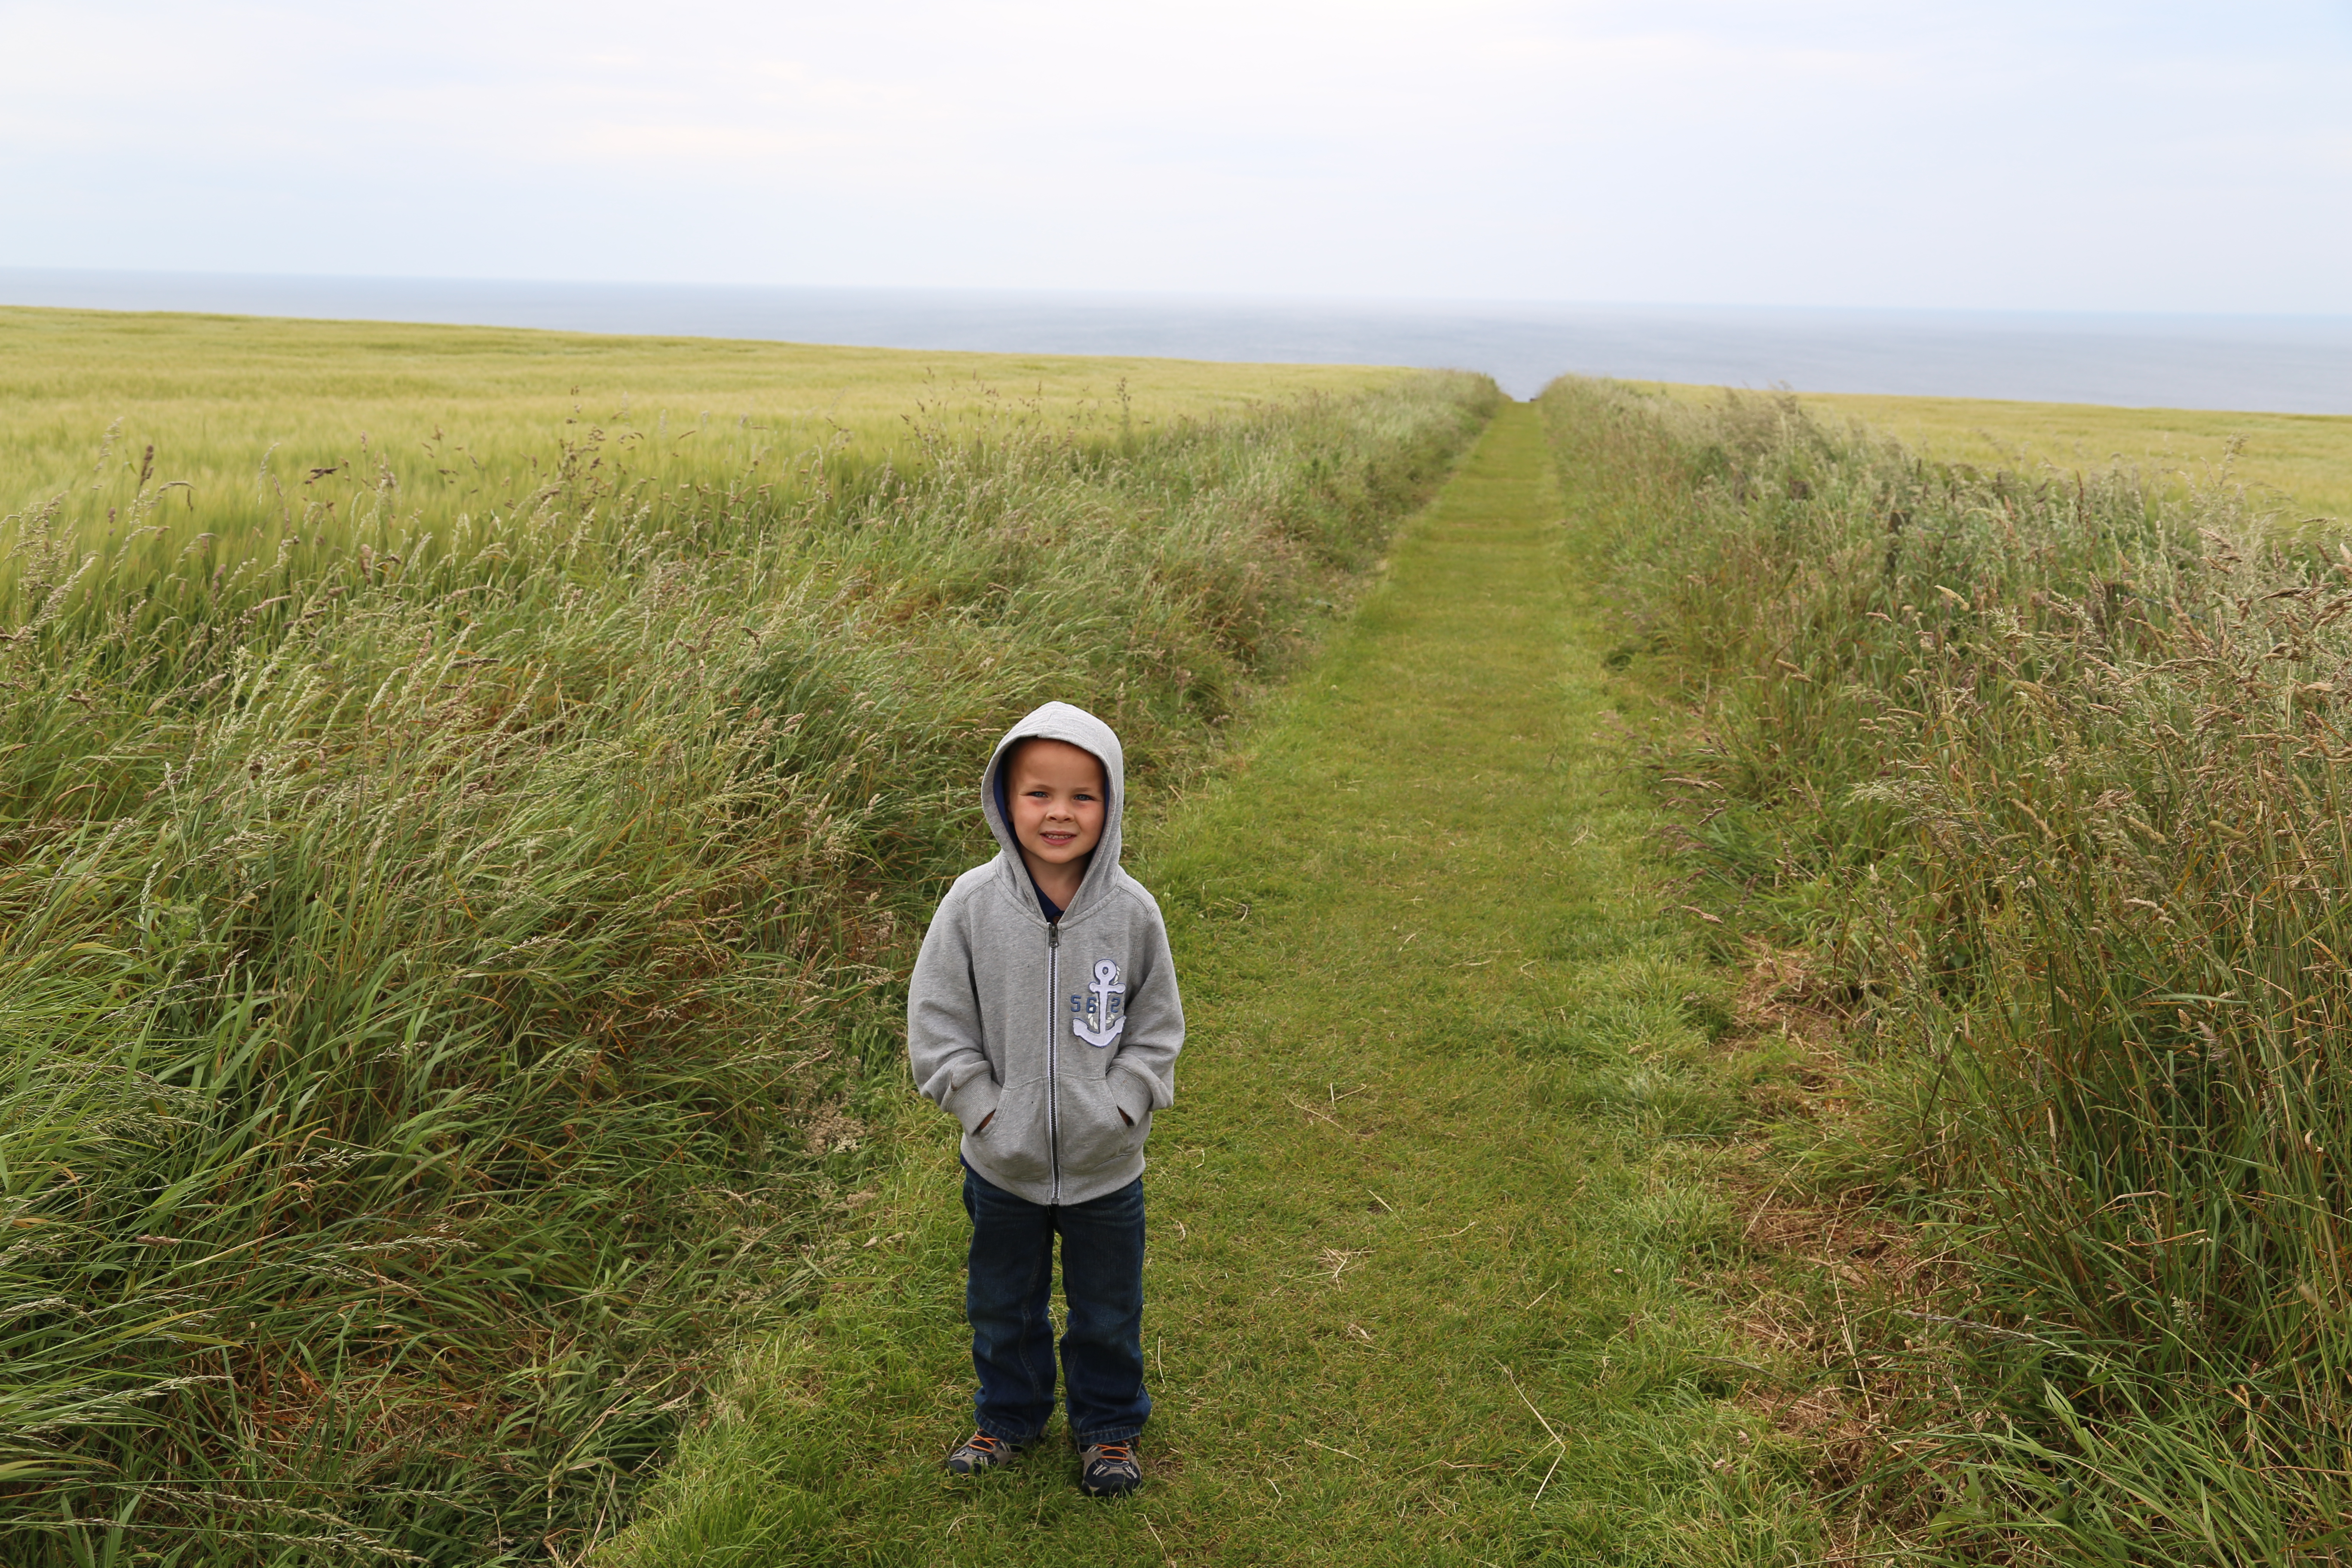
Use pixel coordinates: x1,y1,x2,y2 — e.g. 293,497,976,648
981,701,1125,920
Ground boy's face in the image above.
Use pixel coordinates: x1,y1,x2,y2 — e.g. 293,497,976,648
1005,739,1106,871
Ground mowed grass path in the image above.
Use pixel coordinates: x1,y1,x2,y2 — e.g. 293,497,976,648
612,404,1825,1565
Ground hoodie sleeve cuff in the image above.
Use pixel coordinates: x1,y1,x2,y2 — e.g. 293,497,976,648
943,1074,1003,1136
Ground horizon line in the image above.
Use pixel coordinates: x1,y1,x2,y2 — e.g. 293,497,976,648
4,265,2349,325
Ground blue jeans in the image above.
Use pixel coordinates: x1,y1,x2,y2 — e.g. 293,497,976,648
962,1160,1150,1446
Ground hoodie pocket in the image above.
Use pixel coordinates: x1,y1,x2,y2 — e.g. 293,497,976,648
1056,1072,1148,1178
974,1077,1053,1185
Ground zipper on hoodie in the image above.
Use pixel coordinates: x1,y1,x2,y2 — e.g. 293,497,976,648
1047,919,1061,1202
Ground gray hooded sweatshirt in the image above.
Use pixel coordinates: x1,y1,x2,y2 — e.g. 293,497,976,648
907,702,1183,1207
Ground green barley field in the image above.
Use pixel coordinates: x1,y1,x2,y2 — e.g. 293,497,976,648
13,301,2352,1566
1807,389,2352,525
1637,378,2352,526
1552,376,2352,1563
0,305,1491,1565
0,306,1401,576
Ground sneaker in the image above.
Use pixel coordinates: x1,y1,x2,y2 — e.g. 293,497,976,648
1078,1440,1143,1496
945,1432,1026,1474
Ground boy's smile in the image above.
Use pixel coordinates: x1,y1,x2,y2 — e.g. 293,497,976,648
1005,738,1106,910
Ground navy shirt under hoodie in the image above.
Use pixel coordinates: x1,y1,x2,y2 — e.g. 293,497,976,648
906,701,1185,1207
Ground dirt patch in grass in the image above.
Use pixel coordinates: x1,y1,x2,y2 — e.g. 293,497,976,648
1693,941,1970,1516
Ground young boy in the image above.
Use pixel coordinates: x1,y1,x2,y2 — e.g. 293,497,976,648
907,701,1183,1497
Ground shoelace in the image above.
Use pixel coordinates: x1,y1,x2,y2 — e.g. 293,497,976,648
965,1434,1007,1455
1088,1443,1135,1465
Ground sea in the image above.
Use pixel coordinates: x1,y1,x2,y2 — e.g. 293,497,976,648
4,268,2349,413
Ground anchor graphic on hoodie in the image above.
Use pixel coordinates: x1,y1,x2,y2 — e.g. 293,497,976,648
1072,959,1126,1048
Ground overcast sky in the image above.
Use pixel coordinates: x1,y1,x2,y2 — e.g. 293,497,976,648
3,1,2348,313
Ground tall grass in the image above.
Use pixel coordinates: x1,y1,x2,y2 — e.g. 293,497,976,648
1542,376,2352,1564
0,369,1499,1565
